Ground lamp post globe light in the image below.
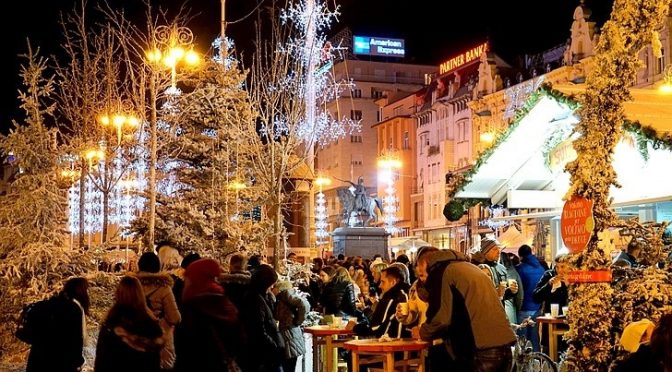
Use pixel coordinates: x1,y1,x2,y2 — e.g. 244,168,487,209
144,24,200,250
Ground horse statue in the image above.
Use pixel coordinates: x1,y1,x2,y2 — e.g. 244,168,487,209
336,186,384,227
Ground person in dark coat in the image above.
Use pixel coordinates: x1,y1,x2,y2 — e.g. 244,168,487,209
320,266,358,317
26,277,90,372
515,245,545,352
173,258,243,372
354,266,411,339
219,253,251,311
273,280,310,372
95,276,166,372
242,264,284,372
532,253,570,355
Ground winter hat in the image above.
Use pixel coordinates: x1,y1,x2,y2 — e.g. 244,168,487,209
369,257,387,273
274,279,293,292
183,258,224,301
250,264,279,293
480,237,501,256
620,319,654,352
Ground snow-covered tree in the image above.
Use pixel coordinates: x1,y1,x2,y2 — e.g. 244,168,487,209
562,0,672,369
132,57,273,260
0,47,94,364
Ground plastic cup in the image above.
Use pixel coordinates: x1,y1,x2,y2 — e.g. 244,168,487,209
399,302,409,316
550,303,560,317
562,306,569,316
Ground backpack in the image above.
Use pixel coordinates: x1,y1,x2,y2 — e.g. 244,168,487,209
15,297,57,344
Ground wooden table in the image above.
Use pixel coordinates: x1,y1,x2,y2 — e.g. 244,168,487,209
304,325,355,372
536,315,568,362
343,338,429,372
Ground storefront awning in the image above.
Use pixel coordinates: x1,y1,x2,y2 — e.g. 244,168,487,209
455,86,672,208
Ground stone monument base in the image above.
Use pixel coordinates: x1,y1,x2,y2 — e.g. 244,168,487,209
332,227,390,260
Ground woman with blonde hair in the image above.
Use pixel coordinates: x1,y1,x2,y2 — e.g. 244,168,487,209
95,276,166,372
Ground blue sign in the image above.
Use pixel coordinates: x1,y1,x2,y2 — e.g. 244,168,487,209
353,36,405,57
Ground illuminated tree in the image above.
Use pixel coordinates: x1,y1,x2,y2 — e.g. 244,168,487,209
562,0,672,369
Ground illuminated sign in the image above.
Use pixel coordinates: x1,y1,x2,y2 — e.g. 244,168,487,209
353,35,405,57
439,42,488,75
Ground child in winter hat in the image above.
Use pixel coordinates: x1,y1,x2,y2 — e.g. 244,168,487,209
182,258,224,301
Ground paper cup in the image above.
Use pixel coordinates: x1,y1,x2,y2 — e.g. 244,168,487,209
399,302,409,316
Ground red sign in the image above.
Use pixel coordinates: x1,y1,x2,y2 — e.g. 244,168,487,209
561,196,594,253
566,270,612,283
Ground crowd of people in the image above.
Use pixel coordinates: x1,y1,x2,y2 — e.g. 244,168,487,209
19,238,672,372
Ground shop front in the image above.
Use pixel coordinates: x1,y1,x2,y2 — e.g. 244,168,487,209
453,86,672,259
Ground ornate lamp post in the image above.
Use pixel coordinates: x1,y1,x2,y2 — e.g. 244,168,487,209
377,156,402,235
314,176,331,253
144,24,200,250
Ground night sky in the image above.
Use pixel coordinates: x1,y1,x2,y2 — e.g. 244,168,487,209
2,0,614,134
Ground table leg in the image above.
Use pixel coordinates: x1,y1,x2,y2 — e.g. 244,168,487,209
313,335,320,372
418,350,425,372
549,323,557,362
384,352,395,372
325,335,334,372
351,351,360,372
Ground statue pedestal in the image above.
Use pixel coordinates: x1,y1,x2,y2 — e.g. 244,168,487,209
332,227,390,260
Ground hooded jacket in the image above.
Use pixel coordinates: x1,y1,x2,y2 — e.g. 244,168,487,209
135,272,181,326
275,289,310,359
516,254,545,312
94,306,166,372
420,250,515,355
218,270,251,310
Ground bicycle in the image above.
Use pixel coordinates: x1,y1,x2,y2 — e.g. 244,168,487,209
511,319,558,372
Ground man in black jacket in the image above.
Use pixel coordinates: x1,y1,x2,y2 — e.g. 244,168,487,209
354,265,410,338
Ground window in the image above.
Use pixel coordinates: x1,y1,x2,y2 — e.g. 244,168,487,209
352,89,362,98
371,88,384,99
402,131,410,150
351,110,362,120
656,48,665,75
350,135,362,143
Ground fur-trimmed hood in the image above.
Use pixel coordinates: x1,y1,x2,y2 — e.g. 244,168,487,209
134,271,174,288
218,271,251,285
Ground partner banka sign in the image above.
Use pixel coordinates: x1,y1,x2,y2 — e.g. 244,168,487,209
353,35,405,57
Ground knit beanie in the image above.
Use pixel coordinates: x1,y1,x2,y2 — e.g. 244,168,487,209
480,237,501,256
620,319,654,352
183,258,224,301
250,264,278,293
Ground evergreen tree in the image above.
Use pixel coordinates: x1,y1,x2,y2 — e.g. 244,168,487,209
132,58,272,259
0,47,93,361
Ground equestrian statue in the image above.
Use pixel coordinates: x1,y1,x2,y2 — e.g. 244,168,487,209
336,176,383,227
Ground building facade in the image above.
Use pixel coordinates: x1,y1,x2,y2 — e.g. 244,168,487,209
316,59,435,250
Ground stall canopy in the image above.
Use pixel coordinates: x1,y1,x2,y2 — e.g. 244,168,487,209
455,86,672,209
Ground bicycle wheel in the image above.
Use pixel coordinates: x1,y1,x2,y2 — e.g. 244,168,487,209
519,352,557,372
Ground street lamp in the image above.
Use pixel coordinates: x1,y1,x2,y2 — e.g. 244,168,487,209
377,156,402,235
98,112,140,145
145,25,200,92
145,24,200,250
314,176,331,249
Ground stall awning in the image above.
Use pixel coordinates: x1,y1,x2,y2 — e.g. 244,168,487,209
455,87,672,208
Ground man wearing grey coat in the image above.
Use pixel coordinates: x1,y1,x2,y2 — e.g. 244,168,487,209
274,280,310,372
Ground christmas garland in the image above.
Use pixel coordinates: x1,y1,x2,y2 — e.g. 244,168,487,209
447,83,578,199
